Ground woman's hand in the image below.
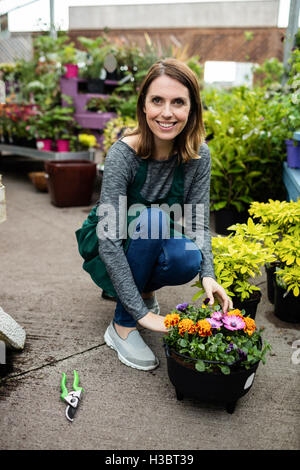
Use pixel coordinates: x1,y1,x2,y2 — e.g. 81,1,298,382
138,311,168,333
201,277,233,313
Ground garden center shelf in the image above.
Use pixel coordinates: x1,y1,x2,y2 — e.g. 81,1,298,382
283,162,300,202
0,144,95,161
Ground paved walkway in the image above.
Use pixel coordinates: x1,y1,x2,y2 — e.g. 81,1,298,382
0,161,299,450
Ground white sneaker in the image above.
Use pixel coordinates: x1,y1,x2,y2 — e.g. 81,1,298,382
0,306,26,350
104,322,159,371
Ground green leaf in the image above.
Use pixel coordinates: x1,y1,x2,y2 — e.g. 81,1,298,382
195,360,205,372
220,365,231,375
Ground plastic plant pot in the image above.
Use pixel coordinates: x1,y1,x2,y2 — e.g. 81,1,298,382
64,64,79,78
231,291,262,319
56,139,70,152
36,139,52,151
164,341,261,414
286,139,300,169
274,281,300,323
44,159,96,207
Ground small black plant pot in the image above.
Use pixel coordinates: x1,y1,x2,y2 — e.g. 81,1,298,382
87,79,105,94
265,262,281,304
231,291,262,319
214,208,248,235
274,281,300,323
164,342,260,414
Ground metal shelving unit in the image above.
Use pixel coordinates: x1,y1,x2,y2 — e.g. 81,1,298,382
0,144,95,161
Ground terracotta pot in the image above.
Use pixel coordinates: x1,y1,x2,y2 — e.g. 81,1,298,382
28,172,48,192
44,159,96,207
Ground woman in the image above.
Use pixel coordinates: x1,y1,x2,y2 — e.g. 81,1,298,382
76,58,232,371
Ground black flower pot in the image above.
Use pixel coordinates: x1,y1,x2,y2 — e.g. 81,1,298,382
274,281,300,323
164,342,260,414
214,208,248,235
87,78,105,94
265,262,281,304
231,291,262,319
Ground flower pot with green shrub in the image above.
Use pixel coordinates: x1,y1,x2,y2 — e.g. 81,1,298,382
78,36,112,92
273,265,300,323
163,301,271,413
231,200,300,304
193,232,275,318
59,43,81,78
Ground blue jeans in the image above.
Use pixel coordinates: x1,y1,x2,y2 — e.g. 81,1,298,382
114,208,202,327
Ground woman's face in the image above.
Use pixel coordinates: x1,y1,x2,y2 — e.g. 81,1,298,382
143,75,191,145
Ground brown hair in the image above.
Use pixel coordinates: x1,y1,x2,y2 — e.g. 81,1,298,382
125,58,206,162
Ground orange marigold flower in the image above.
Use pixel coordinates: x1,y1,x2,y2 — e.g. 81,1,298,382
164,313,180,329
227,309,244,319
178,318,196,336
243,317,256,336
195,319,212,337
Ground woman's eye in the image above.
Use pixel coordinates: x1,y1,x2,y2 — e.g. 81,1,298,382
152,97,161,104
174,98,184,105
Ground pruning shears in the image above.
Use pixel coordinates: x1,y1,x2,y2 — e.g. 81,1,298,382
60,370,84,422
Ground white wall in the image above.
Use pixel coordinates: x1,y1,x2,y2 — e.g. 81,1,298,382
69,1,280,30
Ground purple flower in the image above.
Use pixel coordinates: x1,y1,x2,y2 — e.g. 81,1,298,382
226,343,234,353
212,311,223,321
203,297,210,305
238,349,247,361
176,303,189,312
223,315,245,331
206,317,222,329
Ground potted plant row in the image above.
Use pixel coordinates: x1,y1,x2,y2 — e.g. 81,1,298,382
26,104,80,152
229,199,300,323
163,301,271,413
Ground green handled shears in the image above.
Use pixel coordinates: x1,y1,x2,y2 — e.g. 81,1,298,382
60,370,84,422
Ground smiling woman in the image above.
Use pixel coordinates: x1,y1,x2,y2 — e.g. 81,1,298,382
76,57,232,372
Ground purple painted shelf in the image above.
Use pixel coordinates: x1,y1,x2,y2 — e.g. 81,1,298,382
60,77,117,130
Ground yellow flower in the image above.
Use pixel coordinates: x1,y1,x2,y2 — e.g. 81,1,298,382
227,309,244,319
178,318,196,336
195,319,212,337
78,133,97,148
243,317,256,336
164,313,180,329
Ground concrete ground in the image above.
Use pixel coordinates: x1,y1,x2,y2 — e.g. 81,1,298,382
0,156,299,450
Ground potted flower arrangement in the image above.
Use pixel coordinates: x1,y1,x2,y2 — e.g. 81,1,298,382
163,301,271,413
193,232,275,318
26,105,78,151
77,36,112,93
59,44,80,79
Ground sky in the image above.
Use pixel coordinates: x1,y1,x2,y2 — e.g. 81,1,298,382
0,0,297,32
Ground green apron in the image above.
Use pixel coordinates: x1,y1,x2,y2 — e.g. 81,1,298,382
75,157,185,298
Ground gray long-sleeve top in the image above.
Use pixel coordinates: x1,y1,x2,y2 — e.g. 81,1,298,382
97,139,215,321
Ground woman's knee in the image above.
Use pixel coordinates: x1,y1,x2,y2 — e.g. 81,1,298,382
164,238,202,281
